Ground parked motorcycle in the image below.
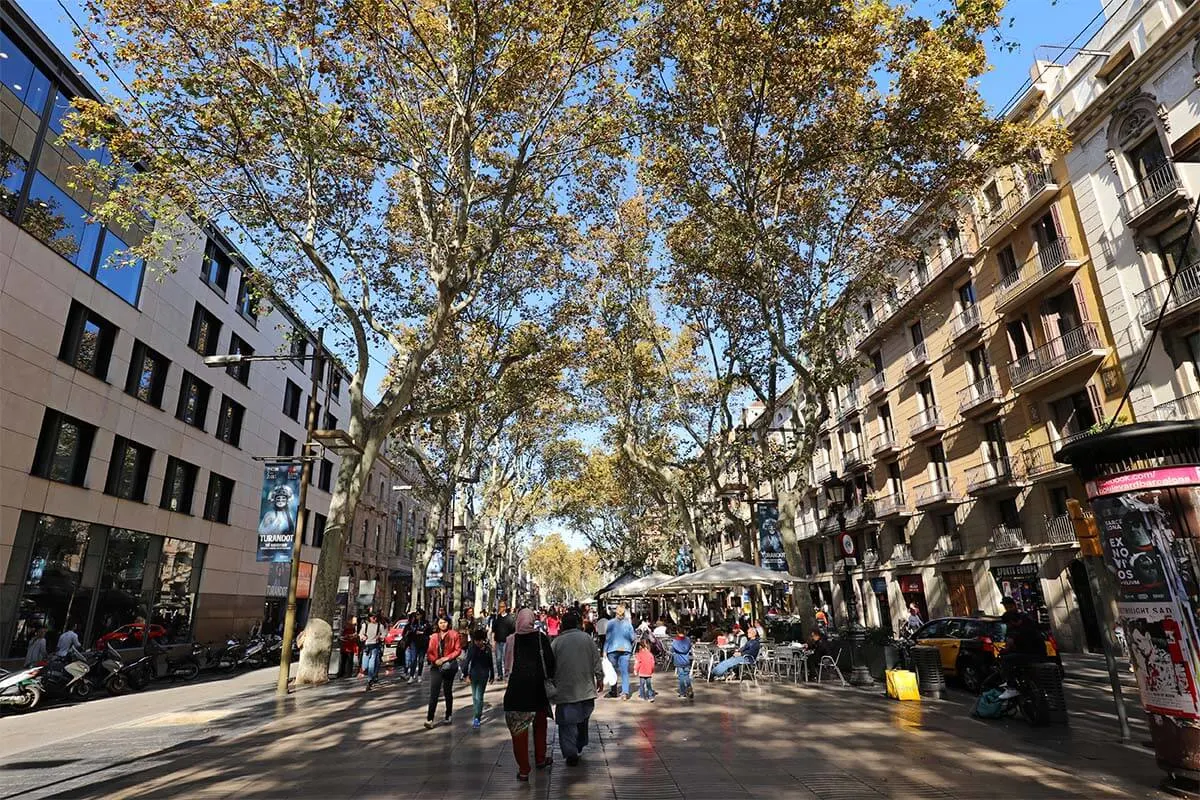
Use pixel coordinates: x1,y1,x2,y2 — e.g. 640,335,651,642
125,641,202,688
91,644,129,695
0,666,43,713
39,647,92,702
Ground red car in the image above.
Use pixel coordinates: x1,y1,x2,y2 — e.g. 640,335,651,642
384,620,408,646
95,623,167,649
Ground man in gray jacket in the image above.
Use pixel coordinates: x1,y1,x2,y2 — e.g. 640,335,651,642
551,611,604,765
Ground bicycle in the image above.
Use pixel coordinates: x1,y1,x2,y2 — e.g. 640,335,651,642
973,664,1050,726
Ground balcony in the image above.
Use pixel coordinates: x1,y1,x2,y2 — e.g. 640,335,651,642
843,502,875,530
949,304,982,342
867,371,887,398
1151,391,1200,421
1005,323,1107,392
1137,262,1200,330
966,456,1022,495
871,428,900,457
934,534,965,560
908,405,946,441
990,524,1028,552
958,374,1003,417
874,492,910,519
1020,443,1072,480
812,459,832,484
1044,513,1079,546
891,543,914,565
914,476,961,509
993,237,1086,315
842,444,868,472
838,387,862,418
796,521,820,540
862,549,880,569
1120,162,1189,231
980,162,1059,247
904,341,930,374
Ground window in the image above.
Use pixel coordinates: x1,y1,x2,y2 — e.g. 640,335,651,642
997,245,1019,280
59,301,117,380
871,350,884,375
176,372,212,430
188,304,222,357
278,432,297,458
203,473,234,523
216,396,244,447
311,513,327,548
1049,486,1070,516
319,458,333,491
375,524,382,552
201,239,231,295
862,301,874,325
362,519,369,546
928,443,950,478
289,328,308,365
125,341,169,407
958,280,976,307
331,371,342,401
161,457,198,514
226,335,252,385
938,513,958,537
878,403,893,434
104,436,153,501
1098,44,1135,87
283,380,302,421
887,461,903,496
235,273,258,320
983,181,1002,212
967,345,990,382
322,412,337,431
996,497,1021,529
909,321,924,347
31,409,96,485
916,378,936,409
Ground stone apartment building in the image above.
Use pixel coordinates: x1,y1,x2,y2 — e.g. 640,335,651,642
0,7,432,660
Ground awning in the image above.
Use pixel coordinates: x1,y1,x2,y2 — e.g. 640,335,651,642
647,560,807,594
608,571,674,598
595,571,639,599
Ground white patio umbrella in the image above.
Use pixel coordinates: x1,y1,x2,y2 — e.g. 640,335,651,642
608,571,674,598
646,560,806,594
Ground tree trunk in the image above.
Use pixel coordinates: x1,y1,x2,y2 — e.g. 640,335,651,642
410,502,446,611
296,444,375,685
776,483,814,625
672,491,710,569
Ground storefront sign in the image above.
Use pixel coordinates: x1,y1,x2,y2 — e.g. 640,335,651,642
870,577,887,594
256,463,301,562
989,563,1044,619
756,502,786,571
897,575,923,595
1086,466,1200,499
1092,485,1200,720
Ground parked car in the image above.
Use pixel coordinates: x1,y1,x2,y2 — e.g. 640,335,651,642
910,616,1061,693
384,620,408,647
95,623,167,649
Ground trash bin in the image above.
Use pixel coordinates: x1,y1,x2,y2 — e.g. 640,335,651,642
1031,662,1068,724
910,645,945,699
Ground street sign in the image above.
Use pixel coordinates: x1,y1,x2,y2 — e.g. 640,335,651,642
843,557,858,568
837,532,857,560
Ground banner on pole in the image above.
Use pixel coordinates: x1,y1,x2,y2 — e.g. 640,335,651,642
756,501,786,571
425,545,446,588
257,463,301,562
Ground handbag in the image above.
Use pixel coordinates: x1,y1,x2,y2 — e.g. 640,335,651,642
536,634,558,703
437,633,457,674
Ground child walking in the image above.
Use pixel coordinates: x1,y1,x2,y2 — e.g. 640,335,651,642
671,627,694,699
465,628,494,730
634,640,657,702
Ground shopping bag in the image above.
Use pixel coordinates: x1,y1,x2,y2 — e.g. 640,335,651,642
886,669,920,701
602,655,618,689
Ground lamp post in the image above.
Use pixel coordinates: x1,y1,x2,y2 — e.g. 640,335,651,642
204,326,324,697
828,476,874,687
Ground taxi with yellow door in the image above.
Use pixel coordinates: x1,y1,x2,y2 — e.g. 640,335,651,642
908,616,1060,693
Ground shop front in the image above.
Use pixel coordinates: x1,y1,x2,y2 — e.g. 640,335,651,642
896,574,929,624
262,561,314,635
1,511,205,659
809,581,836,626
869,577,893,632
989,562,1048,623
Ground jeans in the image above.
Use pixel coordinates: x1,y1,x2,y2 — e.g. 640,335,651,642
362,644,381,682
427,663,456,721
711,655,749,678
638,676,656,699
676,666,692,694
406,644,424,677
607,651,630,696
470,677,487,719
555,699,593,760
493,640,507,679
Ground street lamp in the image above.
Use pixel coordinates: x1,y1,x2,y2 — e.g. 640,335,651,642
827,475,873,687
204,327,324,697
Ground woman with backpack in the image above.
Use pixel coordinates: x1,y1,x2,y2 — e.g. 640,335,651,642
503,608,557,781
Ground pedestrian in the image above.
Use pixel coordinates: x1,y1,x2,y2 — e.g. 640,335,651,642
546,608,561,638
652,618,668,637
491,602,516,681
359,610,386,690
903,603,924,634
595,610,609,651
551,611,604,766
408,609,432,683
55,621,81,657
424,615,462,728
503,608,556,781
24,627,47,667
338,617,359,679
464,628,494,730
815,607,829,631
604,604,635,700
634,640,657,702
671,627,694,699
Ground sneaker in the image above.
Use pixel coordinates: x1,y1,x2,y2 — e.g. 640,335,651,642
621,693,630,701
444,715,452,725
998,687,1021,700
424,719,434,729
472,717,481,730
649,695,655,703
686,687,694,699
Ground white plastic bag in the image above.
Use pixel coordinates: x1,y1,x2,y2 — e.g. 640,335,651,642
601,654,618,688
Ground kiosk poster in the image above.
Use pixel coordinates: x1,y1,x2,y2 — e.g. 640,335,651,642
756,502,786,572
257,463,301,562
1093,487,1200,720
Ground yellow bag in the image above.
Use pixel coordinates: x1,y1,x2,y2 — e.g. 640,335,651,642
886,669,920,701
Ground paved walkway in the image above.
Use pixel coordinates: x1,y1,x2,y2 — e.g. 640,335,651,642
2,661,1167,800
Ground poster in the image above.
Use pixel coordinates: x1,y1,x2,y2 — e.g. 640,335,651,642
989,563,1046,620
676,544,693,576
425,545,445,588
1093,485,1200,720
257,463,301,562
756,502,786,571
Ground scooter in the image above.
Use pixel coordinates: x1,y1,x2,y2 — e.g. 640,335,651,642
0,666,43,713
39,647,92,702
90,644,129,695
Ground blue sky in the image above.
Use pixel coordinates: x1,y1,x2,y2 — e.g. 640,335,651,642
19,0,1105,402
